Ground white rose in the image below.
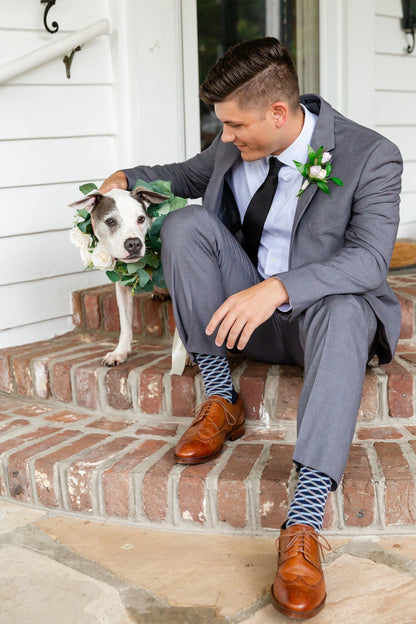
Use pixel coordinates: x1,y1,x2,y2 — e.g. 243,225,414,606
309,166,327,180
79,247,94,268
69,227,92,249
91,243,116,270
321,151,332,164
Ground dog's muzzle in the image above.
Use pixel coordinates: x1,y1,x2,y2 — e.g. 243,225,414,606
124,237,143,258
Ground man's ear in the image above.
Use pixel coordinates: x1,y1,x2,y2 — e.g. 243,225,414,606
68,191,103,214
131,186,170,207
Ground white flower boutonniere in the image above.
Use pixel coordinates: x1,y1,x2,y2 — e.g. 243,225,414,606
294,145,343,198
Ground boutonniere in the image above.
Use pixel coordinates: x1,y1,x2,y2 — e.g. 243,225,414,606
69,179,186,294
294,145,343,197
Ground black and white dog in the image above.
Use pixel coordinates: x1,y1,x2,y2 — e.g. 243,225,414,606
70,187,168,366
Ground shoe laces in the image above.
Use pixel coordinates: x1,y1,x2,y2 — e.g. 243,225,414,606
277,527,331,562
191,396,238,430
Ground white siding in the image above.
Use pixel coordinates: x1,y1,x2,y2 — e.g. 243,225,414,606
374,6,416,238
320,0,416,238
0,0,117,347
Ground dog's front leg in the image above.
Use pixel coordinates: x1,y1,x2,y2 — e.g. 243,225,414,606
102,282,133,366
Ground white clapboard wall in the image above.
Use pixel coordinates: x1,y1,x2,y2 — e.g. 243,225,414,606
375,0,416,238
0,0,117,348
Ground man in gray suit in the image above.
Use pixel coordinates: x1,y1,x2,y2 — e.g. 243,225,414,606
100,38,402,618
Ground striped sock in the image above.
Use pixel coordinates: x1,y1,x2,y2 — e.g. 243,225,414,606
193,353,236,403
286,466,332,532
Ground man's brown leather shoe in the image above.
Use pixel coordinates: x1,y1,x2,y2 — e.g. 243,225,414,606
174,395,245,464
271,523,331,619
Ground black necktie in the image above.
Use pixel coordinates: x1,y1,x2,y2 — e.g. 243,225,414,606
242,157,284,267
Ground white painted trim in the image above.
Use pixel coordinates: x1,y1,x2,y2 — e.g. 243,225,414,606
181,0,201,157
0,19,111,84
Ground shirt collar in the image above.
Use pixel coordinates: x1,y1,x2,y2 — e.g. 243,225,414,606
269,104,318,171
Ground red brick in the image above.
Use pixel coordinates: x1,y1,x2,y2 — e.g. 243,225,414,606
171,366,198,417
396,294,414,340
142,447,176,521
407,427,416,437
103,439,166,517
67,436,136,512
52,348,106,403
357,369,379,422
375,441,416,525
86,418,134,432
139,357,170,414
178,460,218,524
75,360,103,409
143,298,163,337
8,430,80,502
0,427,60,455
259,444,294,529
384,360,414,418
72,291,84,327
132,297,144,334
84,292,101,329
242,428,285,442
12,355,34,398
276,366,303,421
357,427,403,440
11,404,51,417
239,361,270,421
217,444,263,528
322,491,337,530
342,445,376,527
134,423,178,437
0,352,13,393
166,301,175,336
0,419,30,435
102,292,120,332
104,353,154,410
34,433,108,507
45,410,89,423
400,352,416,365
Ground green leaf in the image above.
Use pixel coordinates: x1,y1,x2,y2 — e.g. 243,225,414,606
127,261,141,274
329,177,343,186
325,162,332,176
307,145,315,165
76,208,90,219
79,183,98,195
106,271,121,282
120,275,137,285
137,268,151,288
317,180,330,194
147,214,167,253
293,160,308,176
133,280,154,294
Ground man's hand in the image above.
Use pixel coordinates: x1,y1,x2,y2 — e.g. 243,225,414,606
205,277,289,350
98,171,128,194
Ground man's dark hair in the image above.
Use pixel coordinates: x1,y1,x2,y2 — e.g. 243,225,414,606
199,37,300,113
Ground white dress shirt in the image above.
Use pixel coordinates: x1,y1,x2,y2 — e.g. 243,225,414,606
227,105,318,279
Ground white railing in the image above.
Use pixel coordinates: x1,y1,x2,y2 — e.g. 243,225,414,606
0,19,110,84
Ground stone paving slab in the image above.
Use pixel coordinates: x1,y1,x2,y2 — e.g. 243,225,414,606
2,502,416,623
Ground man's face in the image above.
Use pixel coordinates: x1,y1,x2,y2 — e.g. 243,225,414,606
214,98,284,161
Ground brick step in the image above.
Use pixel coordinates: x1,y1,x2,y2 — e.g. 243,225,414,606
0,393,416,533
0,272,416,534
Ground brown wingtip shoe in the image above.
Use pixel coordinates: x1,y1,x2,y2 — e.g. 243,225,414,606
174,395,245,464
271,523,331,620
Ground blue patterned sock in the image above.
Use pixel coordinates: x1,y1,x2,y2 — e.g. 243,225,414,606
286,466,332,532
193,353,236,403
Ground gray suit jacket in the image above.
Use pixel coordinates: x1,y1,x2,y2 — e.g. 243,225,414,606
124,95,403,364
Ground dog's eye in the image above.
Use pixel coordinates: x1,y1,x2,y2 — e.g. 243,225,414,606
137,216,146,224
105,218,116,227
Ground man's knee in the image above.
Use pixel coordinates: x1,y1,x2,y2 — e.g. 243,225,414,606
161,204,209,248
305,294,377,339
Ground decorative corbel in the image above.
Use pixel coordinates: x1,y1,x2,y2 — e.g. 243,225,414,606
41,0,59,34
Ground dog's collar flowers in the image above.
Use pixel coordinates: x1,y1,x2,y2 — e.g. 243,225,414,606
294,146,343,197
70,179,186,294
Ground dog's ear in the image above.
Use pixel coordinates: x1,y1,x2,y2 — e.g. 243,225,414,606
131,186,170,208
68,191,103,214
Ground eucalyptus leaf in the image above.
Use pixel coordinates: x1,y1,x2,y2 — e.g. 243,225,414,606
138,268,151,287
79,183,98,195
106,271,121,282
127,261,141,274
151,264,167,289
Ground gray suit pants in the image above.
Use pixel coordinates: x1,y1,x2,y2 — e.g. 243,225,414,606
161,205,378,486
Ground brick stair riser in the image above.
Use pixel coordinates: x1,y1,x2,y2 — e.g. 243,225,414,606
1,406,416,534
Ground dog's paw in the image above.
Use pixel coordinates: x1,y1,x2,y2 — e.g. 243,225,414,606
102,350,128,366
151,286,170,301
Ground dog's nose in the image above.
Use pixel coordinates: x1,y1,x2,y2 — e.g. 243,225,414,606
124,238,142,255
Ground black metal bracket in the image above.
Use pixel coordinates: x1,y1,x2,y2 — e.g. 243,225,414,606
402,0,416,53
63,46,83,79
406,29,416,53
41,0,59,34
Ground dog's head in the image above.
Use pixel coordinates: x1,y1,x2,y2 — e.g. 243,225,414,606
69,187,169,262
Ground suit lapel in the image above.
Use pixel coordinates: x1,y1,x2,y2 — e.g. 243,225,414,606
290,95,336,242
